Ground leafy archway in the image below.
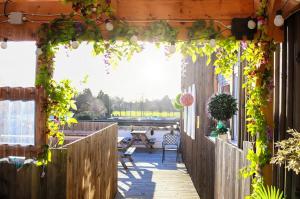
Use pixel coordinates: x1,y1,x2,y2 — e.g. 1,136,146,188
35,0,276,197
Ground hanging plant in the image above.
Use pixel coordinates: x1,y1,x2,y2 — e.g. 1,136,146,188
142,20,178,44
35,15,106,165
187,20,220,40
65,0,112,17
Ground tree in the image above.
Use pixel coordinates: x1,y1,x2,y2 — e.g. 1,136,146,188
74,88,107,120
97,90,112,117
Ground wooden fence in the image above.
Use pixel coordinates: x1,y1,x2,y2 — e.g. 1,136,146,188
63,121,112,131
214,138,252,199
0,123,118,199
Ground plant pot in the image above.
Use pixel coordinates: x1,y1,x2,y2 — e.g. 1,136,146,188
218,133,228,141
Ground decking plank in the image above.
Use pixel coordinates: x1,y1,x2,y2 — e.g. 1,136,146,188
116,149,200,199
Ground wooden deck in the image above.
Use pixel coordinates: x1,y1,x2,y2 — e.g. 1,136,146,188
116,149,200,199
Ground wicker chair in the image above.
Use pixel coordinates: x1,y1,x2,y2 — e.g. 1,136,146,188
162,132,180,163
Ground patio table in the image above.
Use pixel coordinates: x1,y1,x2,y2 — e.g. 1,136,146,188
118,137,128,169
129,130,155,152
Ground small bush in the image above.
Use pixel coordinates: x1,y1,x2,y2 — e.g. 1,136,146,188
208,93,238,121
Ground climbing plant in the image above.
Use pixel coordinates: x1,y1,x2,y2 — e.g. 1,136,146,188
34,4,277,194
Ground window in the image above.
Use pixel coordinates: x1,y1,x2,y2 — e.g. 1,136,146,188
0,42,45,157
0,100,35,145
0,42,36,87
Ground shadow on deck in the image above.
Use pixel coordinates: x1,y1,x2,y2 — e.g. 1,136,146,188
116,149,200,199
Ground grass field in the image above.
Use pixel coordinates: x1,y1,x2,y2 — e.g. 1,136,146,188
112,111,180,118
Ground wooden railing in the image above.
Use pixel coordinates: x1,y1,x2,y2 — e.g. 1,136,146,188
0,122,118,199
214,138,252,199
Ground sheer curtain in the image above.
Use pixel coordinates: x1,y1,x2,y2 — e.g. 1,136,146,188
0,100,35,145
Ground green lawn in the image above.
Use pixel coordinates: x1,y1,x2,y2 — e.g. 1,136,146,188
112,111,180,118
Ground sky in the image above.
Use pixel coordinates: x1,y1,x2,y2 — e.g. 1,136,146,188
0,41,182,101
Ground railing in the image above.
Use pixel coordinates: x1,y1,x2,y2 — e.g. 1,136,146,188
214,138,252,199
0,122,118,199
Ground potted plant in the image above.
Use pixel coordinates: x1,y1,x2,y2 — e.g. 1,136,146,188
208,93,238,140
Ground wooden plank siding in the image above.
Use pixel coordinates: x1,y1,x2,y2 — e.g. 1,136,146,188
273,10,300,199
181,55,215,199
0,122,118,199
214,139,252,199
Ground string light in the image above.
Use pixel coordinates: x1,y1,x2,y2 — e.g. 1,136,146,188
247,19,256,29
36,47,43,56
274,10,284,27
130,35,138,43
105,19,114,31
168,42,176,54
71,39,79,49
1,38,8,49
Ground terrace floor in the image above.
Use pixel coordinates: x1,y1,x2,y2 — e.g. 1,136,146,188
115,149,200,199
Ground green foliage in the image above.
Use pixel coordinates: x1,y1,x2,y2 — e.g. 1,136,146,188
208,93,238,121
142,20,178,44
173,93,183,110
250,183,284,199
65,0,112,17
271,129,300,174
187,20,220,40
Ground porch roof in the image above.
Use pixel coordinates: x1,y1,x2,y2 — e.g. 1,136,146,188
0,0,299,41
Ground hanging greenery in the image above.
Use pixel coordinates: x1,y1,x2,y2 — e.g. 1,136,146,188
33,5,278,195
35,15,104,165
65,0,112,17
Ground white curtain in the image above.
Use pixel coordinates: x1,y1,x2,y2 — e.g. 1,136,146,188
183,89,188,133
190,84,196,140
187,86,192,137
0,100,35,145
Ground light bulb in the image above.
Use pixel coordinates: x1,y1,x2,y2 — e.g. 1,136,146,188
274,13,284,27
168,44,176,54
36,48,43,56
71,40,79,49
209,39,216,47
130,35,138,43
247,19,256,29
105,21,114,31
1,39,7,49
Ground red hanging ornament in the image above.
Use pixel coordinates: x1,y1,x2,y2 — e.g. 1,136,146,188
180,93,194,106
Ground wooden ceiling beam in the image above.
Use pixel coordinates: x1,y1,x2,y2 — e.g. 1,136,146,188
0,0,251,41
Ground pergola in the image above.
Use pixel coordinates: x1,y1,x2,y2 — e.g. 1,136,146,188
1,0,300,198
0,0,298,41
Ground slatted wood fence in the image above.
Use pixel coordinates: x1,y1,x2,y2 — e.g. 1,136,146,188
214,138,252,199
0,122,118,199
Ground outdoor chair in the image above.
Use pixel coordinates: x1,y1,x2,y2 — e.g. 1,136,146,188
162,132,180,163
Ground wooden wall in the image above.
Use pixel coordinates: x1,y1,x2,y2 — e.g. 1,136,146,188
273,10,300,199
0,123,118,199
181,56,215,199
214,139,252,199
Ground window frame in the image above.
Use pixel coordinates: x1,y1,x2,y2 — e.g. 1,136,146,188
0,87,46,157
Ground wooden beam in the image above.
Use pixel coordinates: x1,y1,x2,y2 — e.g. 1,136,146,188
268,0,300,42
0,0,250,41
